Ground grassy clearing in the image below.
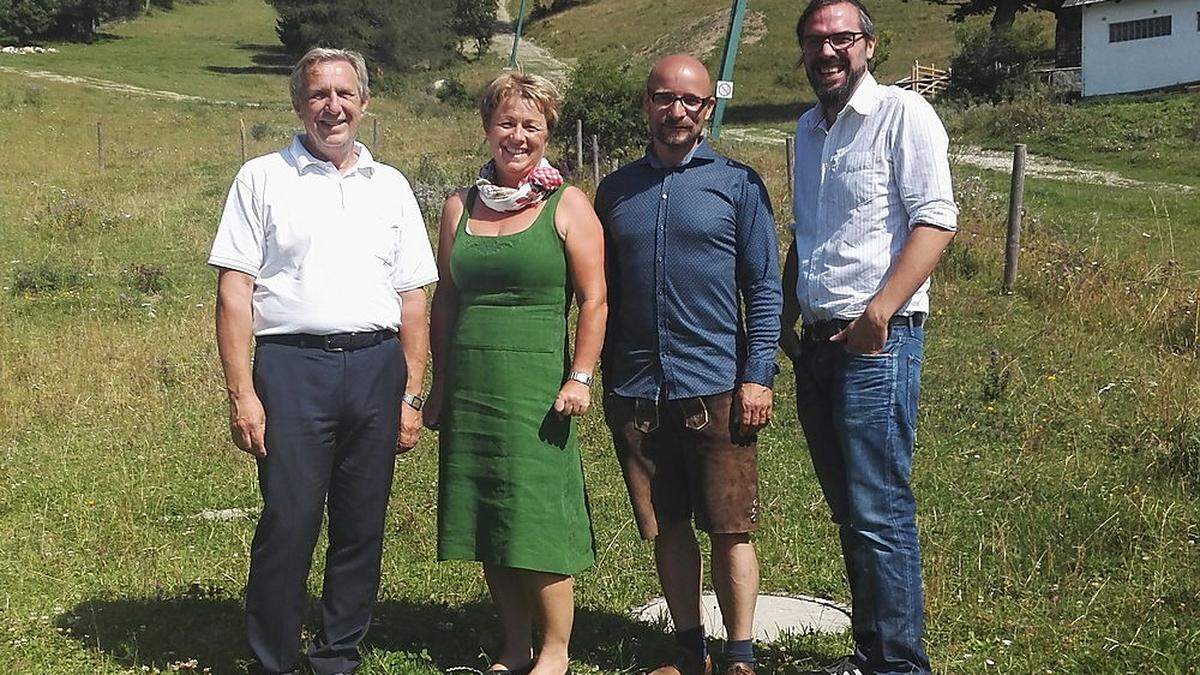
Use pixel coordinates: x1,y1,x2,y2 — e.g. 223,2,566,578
0,0,287,104
943,93,1200,188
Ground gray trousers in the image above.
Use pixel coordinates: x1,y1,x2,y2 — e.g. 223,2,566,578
246,338,405,675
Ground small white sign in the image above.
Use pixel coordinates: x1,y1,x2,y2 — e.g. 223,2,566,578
716,80,735,100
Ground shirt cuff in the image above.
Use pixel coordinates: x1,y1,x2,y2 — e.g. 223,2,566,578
207,256,259,277
741,358,779,388
393,273,439,293
908,202,958,232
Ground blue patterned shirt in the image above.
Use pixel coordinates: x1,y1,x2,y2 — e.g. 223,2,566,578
595,140,782,400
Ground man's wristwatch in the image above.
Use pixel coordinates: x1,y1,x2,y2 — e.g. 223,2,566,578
567,370,593,387
402,393,424,410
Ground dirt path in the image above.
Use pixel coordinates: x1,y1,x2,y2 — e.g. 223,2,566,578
719,124,1194,194
0,65,263,107
490,1,573,85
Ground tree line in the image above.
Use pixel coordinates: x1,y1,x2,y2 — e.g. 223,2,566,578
1,0,174,43
2,0,497,66
269,0,497,74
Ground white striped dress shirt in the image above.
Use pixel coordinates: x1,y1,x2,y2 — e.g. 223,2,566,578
791,72,958,324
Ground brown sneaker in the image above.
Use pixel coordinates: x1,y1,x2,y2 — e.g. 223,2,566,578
648,652,713,675
724,662,755,675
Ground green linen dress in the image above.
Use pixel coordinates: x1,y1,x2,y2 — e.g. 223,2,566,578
436,186,596,575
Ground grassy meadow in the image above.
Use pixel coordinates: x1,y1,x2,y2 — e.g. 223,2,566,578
3,1,1200,673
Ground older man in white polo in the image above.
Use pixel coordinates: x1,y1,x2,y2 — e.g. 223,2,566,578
209,47,436,675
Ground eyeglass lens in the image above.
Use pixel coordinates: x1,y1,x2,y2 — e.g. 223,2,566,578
802,31,861,52
651,93,708,110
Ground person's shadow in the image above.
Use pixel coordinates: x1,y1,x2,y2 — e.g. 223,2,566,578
58,583,835,673
56,586,691,674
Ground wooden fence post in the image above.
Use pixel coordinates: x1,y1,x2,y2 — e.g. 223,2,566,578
96,121,104,170
239,119,247,164
591,134,600,186
575,120,583,173
373,117,379,149
1002,143,1027,294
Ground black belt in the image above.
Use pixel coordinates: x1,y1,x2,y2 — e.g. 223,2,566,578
801,312,925,343
256,329,395,352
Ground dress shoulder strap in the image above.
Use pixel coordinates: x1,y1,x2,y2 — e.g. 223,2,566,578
455,187,477,235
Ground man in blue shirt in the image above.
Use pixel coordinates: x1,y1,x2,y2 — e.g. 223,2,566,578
595,54,782,675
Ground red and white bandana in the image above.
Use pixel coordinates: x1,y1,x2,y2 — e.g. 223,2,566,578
475,158,564,212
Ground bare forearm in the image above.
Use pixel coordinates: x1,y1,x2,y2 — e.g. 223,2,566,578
398,290,430,395
570,298,607,375
215,278,255,397
866,225,955,321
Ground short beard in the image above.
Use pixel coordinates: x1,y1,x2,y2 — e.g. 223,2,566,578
653,125,703,150
808,61,868,116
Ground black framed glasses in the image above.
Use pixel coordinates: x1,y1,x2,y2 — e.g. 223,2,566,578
800,31,867,54
648,91,713,112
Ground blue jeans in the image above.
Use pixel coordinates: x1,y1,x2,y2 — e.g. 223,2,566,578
793,324,930,674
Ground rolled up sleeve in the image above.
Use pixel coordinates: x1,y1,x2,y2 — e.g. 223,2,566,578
893,96,958,232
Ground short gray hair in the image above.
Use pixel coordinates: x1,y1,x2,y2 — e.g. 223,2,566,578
289,47,370,109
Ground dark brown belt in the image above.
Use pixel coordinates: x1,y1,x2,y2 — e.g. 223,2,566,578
801,313,926,343
256,329,395,352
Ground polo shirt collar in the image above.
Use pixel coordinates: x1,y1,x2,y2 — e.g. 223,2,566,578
805,71,882,131
287,134,376,177
640,138,717,170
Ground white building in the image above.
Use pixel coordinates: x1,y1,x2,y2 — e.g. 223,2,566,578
1063,0,1200,97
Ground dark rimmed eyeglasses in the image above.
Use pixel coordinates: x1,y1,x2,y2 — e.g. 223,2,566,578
800,31,868,54
648,91,714,112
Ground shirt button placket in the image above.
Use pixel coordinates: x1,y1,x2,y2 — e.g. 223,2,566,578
656,174,670,392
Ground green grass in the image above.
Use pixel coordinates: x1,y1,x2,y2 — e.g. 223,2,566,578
0,0,289,104
3,1,1200,673
943,92,1200,188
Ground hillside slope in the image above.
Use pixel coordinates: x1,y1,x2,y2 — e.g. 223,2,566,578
516,0,1050,123
0,0,288,104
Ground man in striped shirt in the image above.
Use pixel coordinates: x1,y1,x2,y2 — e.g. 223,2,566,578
781,1,958,673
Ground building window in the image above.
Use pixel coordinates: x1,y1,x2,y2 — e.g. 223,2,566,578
1109,15,1172,42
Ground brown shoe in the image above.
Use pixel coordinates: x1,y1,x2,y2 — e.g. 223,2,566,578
648,652,713,675
724,662,755,675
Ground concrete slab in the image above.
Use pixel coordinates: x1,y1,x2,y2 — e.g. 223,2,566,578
630,593,851,642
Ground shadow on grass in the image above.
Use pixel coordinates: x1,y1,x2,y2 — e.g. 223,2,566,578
724,101,815,125
56,588,696,673
204,43,293,76
56,585,249,673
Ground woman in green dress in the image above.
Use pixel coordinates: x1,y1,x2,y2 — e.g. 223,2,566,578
424,72,607,675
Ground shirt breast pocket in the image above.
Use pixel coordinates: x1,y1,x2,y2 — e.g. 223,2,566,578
829,150,888,209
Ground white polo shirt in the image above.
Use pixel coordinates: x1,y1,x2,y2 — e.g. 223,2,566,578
208,135,438,335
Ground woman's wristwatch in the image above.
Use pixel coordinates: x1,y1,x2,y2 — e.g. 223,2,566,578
567,370,593,387
402,393,424,410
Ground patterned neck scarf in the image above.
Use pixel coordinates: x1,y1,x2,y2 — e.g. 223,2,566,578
474,158,564,212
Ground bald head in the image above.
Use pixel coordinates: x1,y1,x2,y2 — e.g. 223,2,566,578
643,53,715,165
647,54,712,95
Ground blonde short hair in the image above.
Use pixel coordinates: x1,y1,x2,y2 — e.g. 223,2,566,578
479,72,561,131
290,47,370,109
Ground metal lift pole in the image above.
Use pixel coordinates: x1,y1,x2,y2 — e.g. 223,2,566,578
508,0,530,69
709,0,748,140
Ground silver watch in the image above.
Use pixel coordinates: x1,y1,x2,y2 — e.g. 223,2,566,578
402,393,424,410
567,370,593,387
